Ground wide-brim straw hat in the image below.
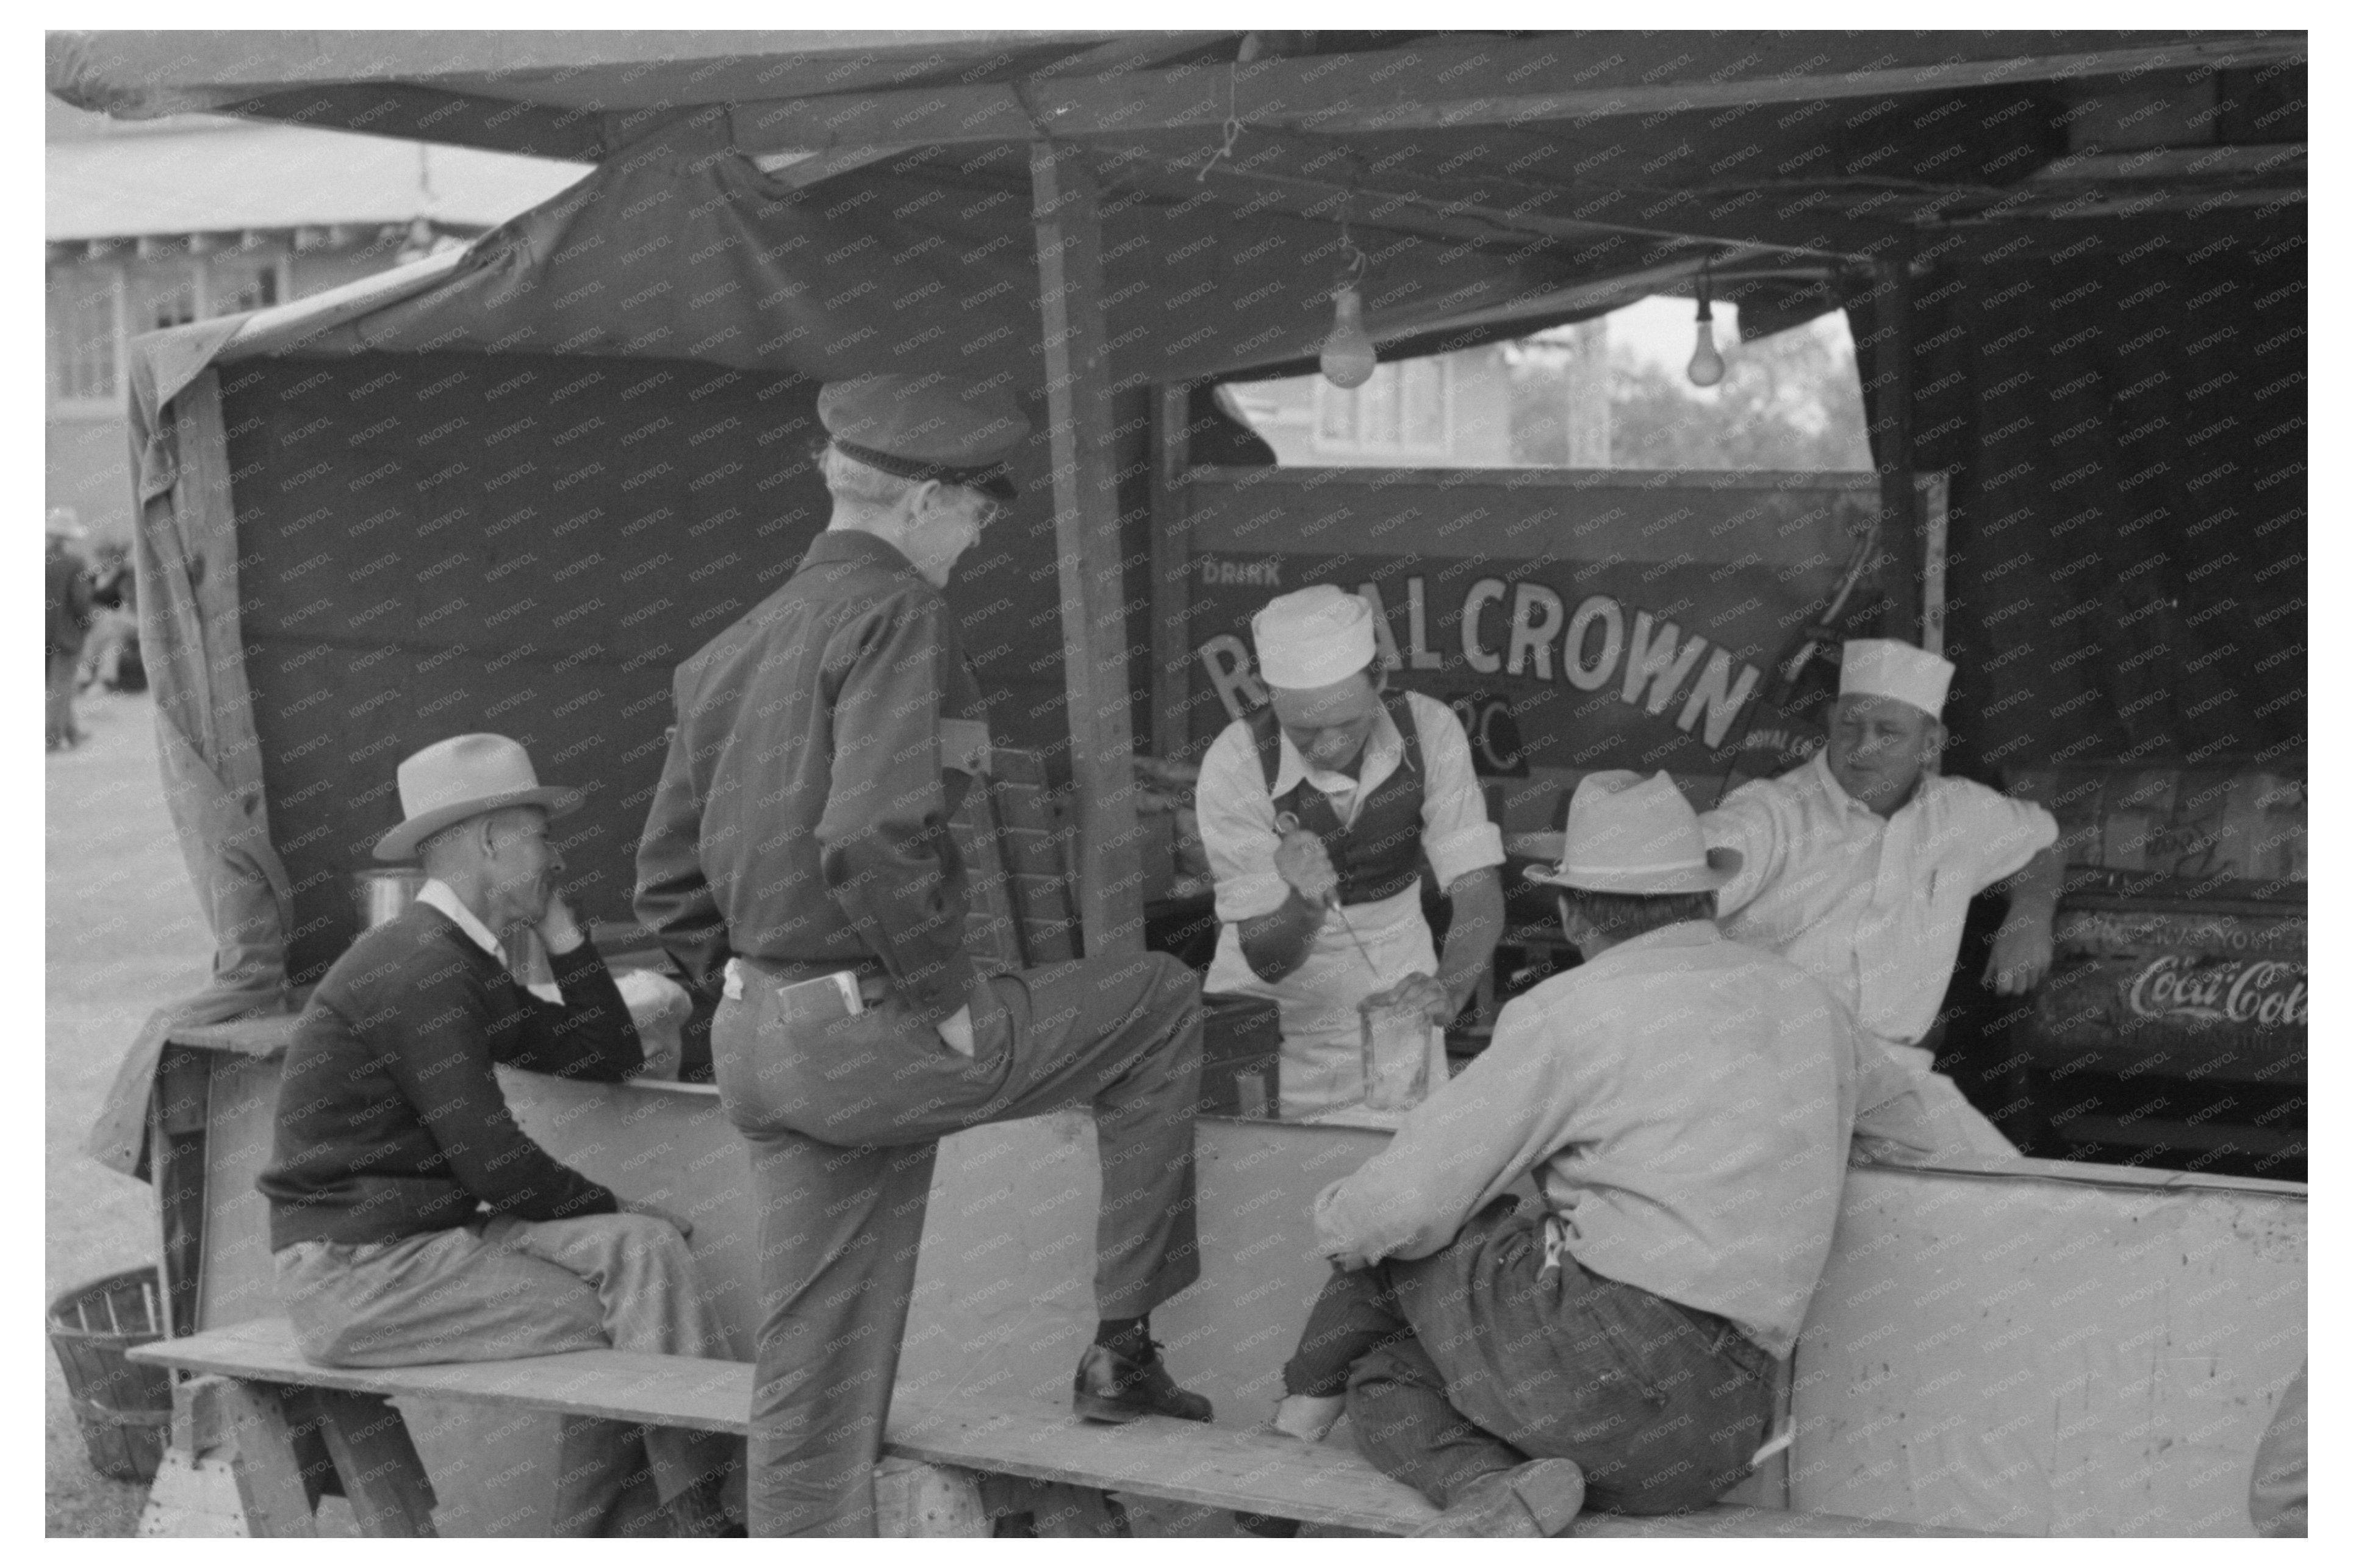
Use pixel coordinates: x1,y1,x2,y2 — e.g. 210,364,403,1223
1523,769,1740,894
373,733,582,861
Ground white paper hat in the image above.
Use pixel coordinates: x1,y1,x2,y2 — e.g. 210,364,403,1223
1840,638,1954,718
1251,585,1376,689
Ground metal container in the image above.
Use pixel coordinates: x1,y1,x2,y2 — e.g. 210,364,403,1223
351,867,428,930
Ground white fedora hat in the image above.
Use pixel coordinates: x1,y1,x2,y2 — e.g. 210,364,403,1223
373,733,582,862
1525,770,1739,894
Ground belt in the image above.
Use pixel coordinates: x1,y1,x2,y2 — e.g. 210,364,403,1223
724,956,891,1004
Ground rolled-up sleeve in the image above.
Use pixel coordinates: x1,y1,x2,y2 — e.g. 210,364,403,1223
1954,782,2060,894
1406,694,1503,889
1196,722,1291,923
1700,782,1787,920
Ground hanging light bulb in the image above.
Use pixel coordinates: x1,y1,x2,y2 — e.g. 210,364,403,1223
1319,187,1377,389
1687,261,1726,388
1321,281,1377,389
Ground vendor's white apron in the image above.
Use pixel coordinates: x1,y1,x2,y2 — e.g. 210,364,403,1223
1206,883,1437,1118
1869,1037,2021,1160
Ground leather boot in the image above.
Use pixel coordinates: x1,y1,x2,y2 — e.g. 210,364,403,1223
1072,1340,1213,1424
1409,1457,1586,1537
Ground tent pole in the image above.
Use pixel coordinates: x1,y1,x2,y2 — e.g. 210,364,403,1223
1030,140,1144,957
1148,383,1191,762
1872,246,1920,641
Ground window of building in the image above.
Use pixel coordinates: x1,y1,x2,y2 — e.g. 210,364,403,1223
206,257,282,317
134,268,197,333
1310,358,1452,458
46,265,120,408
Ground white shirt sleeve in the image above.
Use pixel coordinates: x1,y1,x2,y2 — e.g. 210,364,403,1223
1195,720,1292,923
1700,780,1788,920
1947,780,2060,894
1405,692,1504,890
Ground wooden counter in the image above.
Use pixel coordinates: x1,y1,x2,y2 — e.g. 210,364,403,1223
154,1017,2304,1536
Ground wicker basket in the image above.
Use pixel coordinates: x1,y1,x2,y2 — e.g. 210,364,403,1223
46,1267,172,1483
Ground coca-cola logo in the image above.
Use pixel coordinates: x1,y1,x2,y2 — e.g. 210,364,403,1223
2125,955,2308,1028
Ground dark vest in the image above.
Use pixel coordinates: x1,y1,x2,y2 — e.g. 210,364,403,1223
1249,690,1428,907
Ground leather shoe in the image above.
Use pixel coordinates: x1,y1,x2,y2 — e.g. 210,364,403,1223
1072,1341,1214,1424
1410,1457,1586,1537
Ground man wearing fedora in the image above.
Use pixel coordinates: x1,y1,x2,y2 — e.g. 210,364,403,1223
1268,771,1887,1536
259,733,742,1536
1701,639,2064,1159
634,375,1210,1537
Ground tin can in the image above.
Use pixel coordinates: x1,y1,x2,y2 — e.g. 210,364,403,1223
350,868,427,930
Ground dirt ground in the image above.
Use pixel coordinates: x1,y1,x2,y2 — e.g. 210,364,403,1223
45,691,216,1536
44,691,215,1531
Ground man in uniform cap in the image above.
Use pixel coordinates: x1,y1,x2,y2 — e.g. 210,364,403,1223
1193,584,1505,1117
1701,638,2064,1159
260,734,741,1534
635,373,1212,1537
1279,771,1898,1535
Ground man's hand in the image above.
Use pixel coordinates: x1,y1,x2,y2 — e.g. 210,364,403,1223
1363,971,1452,1026
621,1196,695,1241
536,892,586,955
1984,913,2055,995
1273,827,1339,904
937,1004,975,1057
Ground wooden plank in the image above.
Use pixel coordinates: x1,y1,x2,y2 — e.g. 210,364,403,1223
1030,139,1144,958
885,1395,1435,1533
726,34,2305,154
213,1381,319,1537
134,1320,756,1436
309,1388,439,1537
140,1324,1980,1536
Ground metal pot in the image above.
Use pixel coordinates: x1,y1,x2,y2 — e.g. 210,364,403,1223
351,868,428,930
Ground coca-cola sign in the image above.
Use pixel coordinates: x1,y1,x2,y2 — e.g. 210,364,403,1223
2125,955,2308,1029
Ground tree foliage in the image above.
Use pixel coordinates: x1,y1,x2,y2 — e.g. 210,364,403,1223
1510,316,1873,472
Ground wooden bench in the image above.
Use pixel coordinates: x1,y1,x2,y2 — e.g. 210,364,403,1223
132,1317,1979,1537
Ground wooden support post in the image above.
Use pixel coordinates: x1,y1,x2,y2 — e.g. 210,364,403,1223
1148,383,1193,762
309,1389,438,1536
1871,248,1919,628
151,1047,212,1338
1031,138,1144,957
214,1381,322,1537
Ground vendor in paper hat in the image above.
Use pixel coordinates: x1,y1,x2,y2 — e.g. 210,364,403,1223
1700,638,2065,1160
1193,584,1506,1117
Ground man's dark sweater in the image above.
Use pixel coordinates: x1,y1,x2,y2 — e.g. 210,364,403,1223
259,902,645,1251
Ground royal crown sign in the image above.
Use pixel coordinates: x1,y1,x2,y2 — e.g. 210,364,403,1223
1179,467,1906,783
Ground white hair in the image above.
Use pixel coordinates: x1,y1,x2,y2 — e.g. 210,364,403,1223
820,443,917,509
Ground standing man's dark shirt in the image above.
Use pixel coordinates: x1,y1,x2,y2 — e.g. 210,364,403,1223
635,530,992,1027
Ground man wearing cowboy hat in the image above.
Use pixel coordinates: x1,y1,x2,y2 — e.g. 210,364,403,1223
1701,638,2064,1159
259,733,741,1536
634,375,1211,1537
1193,584,1506,1117
1271,771,1902,1536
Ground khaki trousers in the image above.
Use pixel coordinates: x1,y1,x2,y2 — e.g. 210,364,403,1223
714,954,1204,1537
275,1212,742,1535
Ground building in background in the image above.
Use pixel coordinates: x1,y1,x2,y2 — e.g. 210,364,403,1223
46,98,589,546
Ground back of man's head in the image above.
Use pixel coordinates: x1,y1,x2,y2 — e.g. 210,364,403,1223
1559,887,1717,946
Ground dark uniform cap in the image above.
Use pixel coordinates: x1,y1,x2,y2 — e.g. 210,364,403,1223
817,374,1030,503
